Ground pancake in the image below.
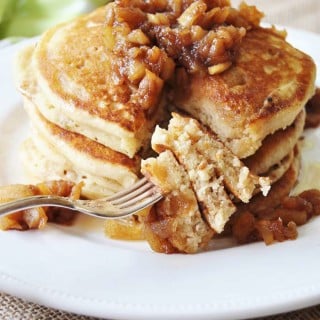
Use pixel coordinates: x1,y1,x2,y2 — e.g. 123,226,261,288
22,97,140,198
15,5,174,158
21,138,123,199
260,149,294,185
244,109,305,175
172,27,316,158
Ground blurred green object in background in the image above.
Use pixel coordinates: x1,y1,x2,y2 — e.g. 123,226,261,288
0,0,110,39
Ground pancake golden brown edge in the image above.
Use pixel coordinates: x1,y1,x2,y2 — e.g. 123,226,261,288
21,97,140,199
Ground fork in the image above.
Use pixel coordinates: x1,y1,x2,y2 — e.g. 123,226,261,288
0,178,163,219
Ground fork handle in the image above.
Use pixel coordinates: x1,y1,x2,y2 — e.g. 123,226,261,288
0,195,75,217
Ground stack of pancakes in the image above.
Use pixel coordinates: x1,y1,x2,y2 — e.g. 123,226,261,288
14,6,173,199
14,1,316,252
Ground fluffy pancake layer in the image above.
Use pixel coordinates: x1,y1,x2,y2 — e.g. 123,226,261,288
22,98,140,199
172,27,315,158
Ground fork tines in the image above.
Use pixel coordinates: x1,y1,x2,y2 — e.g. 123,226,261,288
106,178,162,214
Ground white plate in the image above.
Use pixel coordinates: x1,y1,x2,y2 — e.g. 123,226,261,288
0,27,320,320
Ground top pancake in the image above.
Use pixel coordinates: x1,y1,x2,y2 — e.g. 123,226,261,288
172,27,316,158
20,5,171,158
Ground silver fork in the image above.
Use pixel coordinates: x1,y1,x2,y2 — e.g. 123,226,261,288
0,178,163,219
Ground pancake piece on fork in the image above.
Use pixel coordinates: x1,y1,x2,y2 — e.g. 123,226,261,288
151,113,270,233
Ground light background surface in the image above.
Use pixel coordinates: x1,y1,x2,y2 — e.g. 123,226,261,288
232,0,320,33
